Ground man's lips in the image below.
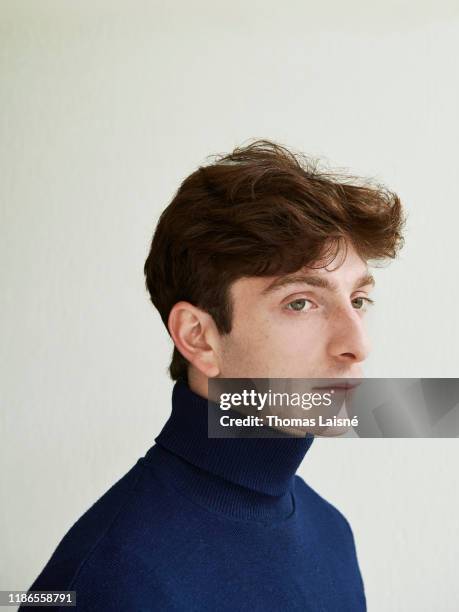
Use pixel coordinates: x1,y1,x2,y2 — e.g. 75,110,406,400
311,381,362,391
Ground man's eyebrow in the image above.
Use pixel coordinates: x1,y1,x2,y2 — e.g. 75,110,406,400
260,271,375,295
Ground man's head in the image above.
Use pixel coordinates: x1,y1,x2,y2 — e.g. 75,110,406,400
144,140,404,387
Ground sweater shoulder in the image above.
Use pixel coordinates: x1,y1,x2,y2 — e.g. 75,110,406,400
23,458,154,596
293,474,355,537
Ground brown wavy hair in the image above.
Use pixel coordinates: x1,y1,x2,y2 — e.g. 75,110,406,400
144,139,405,382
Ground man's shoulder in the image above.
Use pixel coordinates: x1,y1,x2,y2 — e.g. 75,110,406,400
293,474,355,538
23,456,170,597
293,475,366,605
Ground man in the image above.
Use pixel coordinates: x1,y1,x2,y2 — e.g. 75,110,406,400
22,140,404,610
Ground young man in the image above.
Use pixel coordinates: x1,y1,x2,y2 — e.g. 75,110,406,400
22,140,404,610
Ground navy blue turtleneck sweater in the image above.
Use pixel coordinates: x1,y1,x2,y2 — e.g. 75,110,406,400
22,379,366,611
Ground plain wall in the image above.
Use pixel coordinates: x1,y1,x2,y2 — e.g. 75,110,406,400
1,2,459,610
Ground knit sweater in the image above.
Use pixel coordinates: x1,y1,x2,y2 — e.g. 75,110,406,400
21,379,366,611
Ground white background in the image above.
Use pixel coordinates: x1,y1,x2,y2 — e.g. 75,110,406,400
2,1,459,610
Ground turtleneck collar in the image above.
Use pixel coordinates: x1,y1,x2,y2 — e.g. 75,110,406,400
145,378,314,521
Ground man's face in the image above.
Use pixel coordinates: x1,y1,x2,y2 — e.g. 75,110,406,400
217,241,373,379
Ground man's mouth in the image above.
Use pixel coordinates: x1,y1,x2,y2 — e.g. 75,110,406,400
311,381,362,392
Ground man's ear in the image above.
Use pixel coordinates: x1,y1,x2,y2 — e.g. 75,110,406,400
167,301,221,378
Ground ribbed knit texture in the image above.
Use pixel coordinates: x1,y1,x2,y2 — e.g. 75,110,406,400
21,379,366,611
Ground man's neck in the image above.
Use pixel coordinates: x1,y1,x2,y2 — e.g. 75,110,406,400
186,367,209,399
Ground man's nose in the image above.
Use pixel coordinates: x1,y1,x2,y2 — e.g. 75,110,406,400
326,306,371,365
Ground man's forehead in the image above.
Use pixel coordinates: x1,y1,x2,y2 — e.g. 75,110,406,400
257,243,373,293
230,263,375,300
259,265,375,296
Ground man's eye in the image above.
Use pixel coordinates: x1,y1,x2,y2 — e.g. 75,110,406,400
286,299,314,312
352,297,375,311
